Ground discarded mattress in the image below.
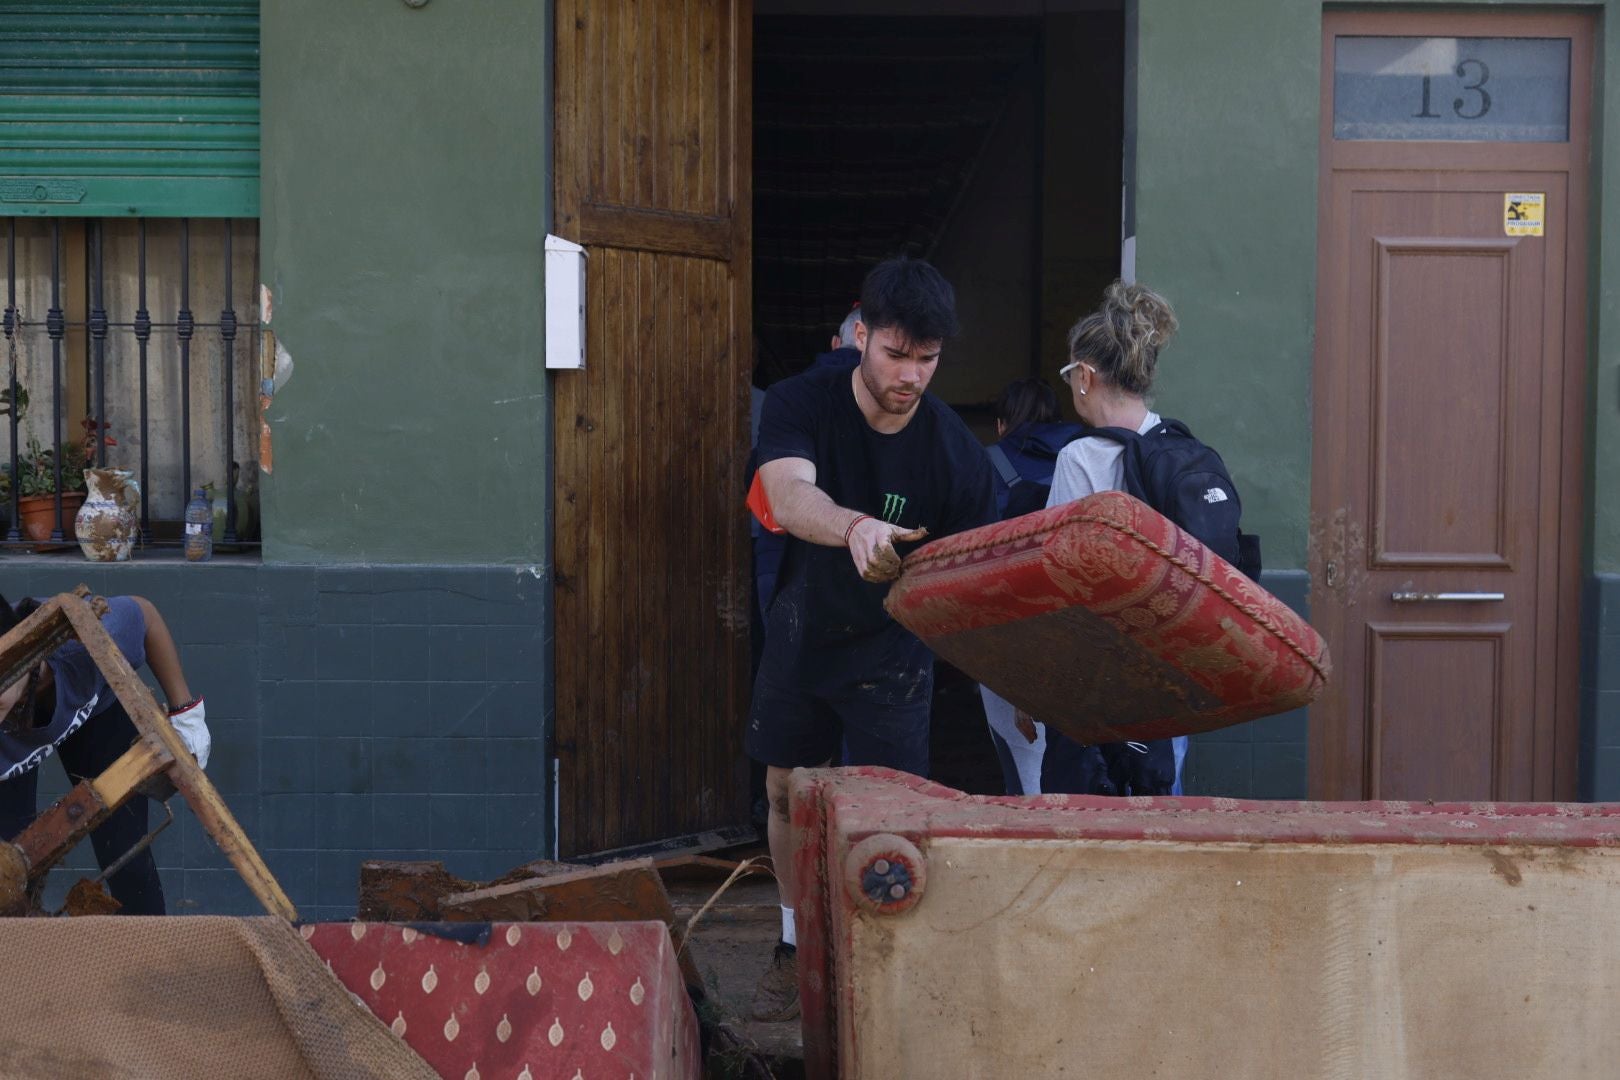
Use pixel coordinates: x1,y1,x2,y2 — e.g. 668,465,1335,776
790,767,1620,1080
307,919,699,1080
885,490,1330,744
0,915,438,1079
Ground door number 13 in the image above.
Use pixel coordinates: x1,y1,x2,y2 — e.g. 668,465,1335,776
1415,59,1491,120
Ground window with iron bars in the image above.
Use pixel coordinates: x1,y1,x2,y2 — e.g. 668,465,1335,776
1,217,260,550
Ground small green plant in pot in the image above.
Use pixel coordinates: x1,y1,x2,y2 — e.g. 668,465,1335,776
16,436,87,543
14,418,110,544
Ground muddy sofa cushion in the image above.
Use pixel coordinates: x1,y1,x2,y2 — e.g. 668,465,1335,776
884,490,1331,744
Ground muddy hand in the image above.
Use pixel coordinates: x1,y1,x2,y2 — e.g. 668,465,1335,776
854,522,928,583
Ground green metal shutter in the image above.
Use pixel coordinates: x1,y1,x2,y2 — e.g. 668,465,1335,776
0,1,259,217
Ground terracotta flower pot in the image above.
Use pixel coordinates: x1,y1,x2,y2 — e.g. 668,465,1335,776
18,491,84,544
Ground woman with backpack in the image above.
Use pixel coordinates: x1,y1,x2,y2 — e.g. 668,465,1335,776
1038,281,1191,797
979,377,1081,794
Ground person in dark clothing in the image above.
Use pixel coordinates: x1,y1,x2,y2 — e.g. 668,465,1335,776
751,304,864,622
978,377,1086,794
985,376,1085,521
0,594,209,915
747,257,996,1021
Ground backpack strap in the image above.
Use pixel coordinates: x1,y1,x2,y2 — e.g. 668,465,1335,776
1074,425,1152,503
986,443,1023,488
1077,424,1146,447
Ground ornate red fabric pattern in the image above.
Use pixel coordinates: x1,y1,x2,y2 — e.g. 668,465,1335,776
884,490,1331,742
305,920,699,1080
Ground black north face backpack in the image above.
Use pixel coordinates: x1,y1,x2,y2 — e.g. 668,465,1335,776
1085,418,1263,580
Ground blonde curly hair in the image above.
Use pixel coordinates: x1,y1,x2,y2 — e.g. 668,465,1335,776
1065,281,1179,397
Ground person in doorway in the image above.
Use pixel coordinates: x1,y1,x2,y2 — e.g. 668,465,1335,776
751,303,865,623
746,256,996,1020
1033,281,1188,797
828,301,864,356
979,377,1082,794
0,594,210,915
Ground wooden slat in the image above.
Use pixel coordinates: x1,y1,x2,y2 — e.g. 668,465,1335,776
553,0,584,237
575,204,731,261
589,250,618,853
675,0,695,217
649,256,673,839
638,0,658,211
59,596,295,919
728,5,754,803
674,255,701,824
88,735,171,806
600,1,623,222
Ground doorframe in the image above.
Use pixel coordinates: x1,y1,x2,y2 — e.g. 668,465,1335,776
1307,8,1593,800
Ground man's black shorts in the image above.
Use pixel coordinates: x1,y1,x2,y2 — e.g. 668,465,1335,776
745,672,930,776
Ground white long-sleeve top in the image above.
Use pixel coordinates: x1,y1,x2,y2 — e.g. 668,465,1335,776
1045,411,1161,507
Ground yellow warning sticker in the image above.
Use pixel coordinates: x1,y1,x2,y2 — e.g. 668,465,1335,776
1505,192,1545,237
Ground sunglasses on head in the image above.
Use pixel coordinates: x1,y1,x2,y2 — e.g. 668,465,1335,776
1060,360,1093,386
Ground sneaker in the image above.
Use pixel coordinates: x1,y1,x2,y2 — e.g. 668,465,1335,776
749,941,800,1021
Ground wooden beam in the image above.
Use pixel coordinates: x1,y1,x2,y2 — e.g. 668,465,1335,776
59,593,297,920
439,858,703,988
90,736,171,807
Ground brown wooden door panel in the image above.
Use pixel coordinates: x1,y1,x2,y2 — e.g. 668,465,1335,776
1370,236,1521,568
1366,625,1509,801
554,0,751,855
1311,10,1589,803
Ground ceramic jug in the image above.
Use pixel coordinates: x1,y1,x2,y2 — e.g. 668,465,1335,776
76,468,140,562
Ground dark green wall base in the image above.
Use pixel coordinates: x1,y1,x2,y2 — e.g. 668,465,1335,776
1181,570,1309,800
6,560,549,920
1580,574,1620,801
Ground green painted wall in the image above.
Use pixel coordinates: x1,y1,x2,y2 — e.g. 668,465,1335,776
259,0,549,563
1133,0,1620,574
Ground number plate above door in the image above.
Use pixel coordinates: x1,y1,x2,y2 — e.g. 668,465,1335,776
1334,36,1570,142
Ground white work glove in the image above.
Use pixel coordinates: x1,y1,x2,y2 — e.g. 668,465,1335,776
167,697,211,770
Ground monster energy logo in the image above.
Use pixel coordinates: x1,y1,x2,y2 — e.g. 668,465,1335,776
880,493,907,524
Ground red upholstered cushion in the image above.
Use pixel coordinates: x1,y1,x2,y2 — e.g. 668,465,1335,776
884,490,1331,743
306,921,699,1080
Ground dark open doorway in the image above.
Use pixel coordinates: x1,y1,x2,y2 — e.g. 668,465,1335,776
753,5,1125,427
750,3,1128,794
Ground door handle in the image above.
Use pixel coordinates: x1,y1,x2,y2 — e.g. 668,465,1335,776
1390,591,1506,603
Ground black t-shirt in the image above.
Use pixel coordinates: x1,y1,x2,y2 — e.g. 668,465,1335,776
755,362,995,700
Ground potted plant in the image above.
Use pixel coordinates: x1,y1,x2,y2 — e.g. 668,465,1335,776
13,418,113,544
16,436,86,542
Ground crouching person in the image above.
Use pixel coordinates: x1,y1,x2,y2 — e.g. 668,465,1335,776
0,594,210,915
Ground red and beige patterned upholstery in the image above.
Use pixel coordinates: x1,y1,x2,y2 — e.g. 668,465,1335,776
306,920,699,1080
791,768,1620,1079
885,490,1331,743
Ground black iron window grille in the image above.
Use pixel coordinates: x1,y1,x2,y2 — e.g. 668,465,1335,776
1,217,260,550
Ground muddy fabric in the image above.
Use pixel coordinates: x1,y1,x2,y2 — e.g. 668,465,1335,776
885,490,1330,744
843,838,1620,1078
792,770,1620,1080
0,916,438,1080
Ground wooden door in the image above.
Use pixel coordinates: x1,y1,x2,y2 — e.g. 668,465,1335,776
552,0,751,855
1310,11,1590,801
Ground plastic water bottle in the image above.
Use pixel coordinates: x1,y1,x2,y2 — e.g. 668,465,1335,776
184,487,213,562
